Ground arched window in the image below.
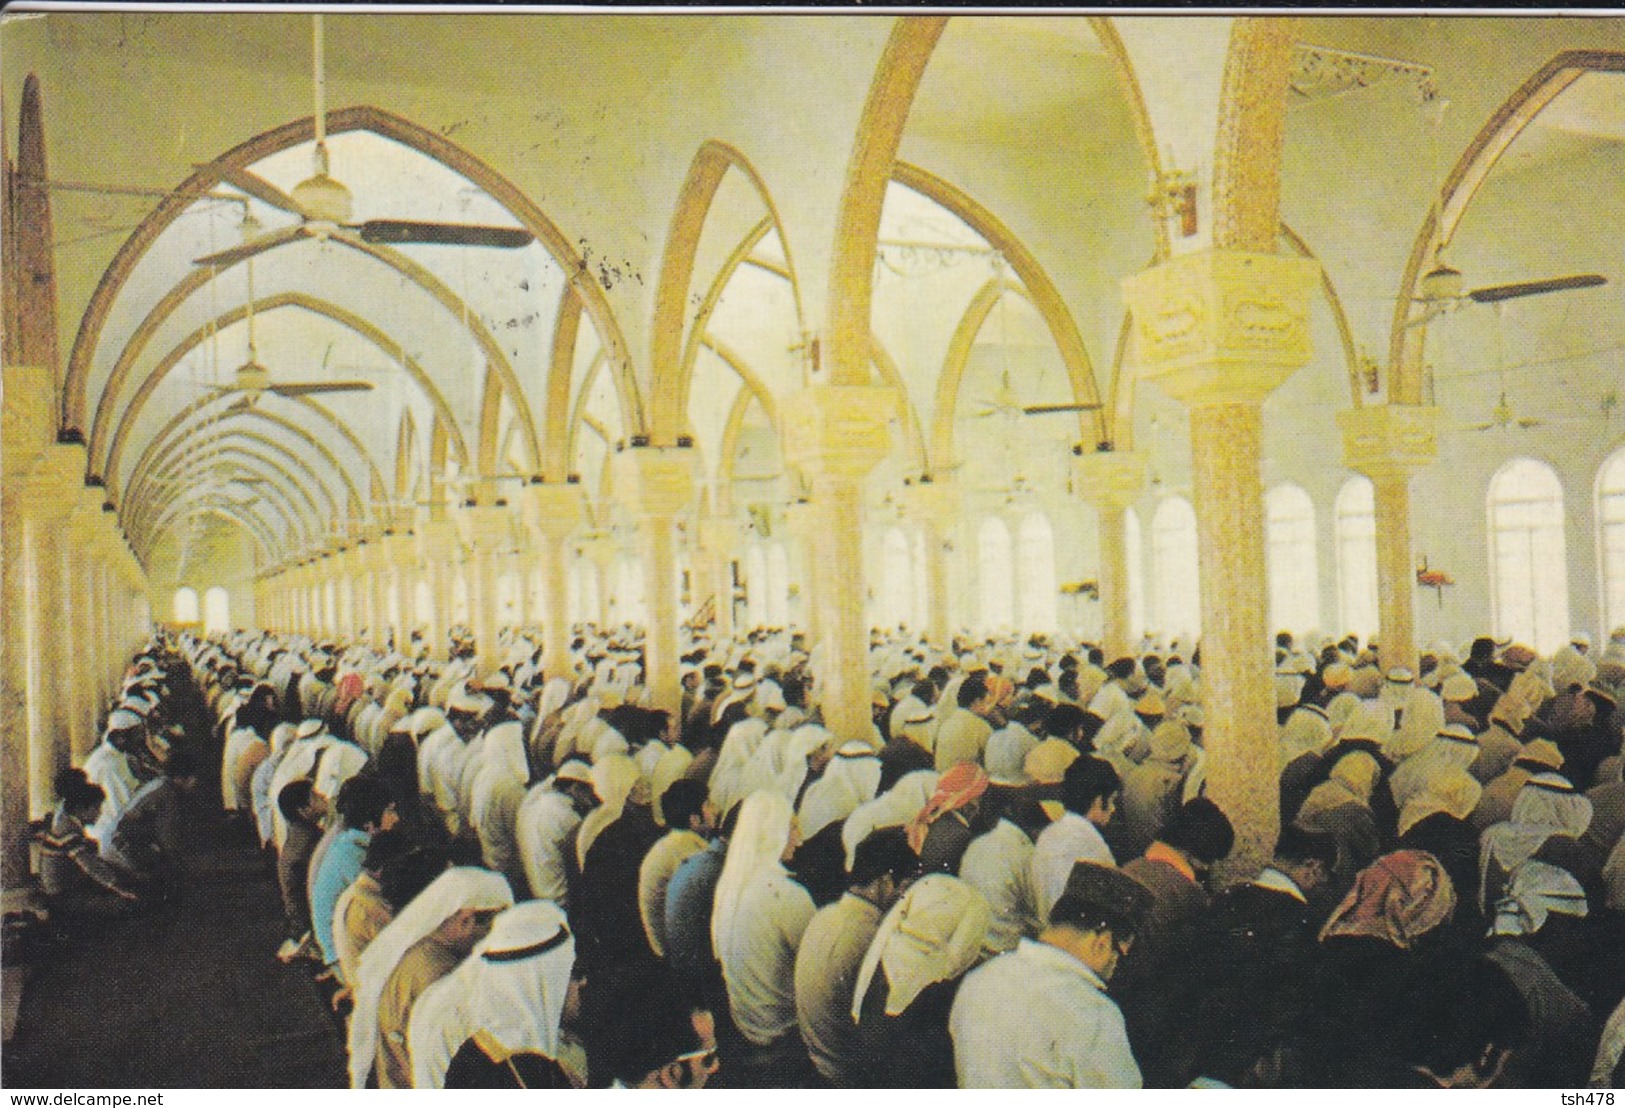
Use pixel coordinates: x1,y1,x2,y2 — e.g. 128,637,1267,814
172,586,199,624
743,544,768,629
1151,497,1201,644
1335,477,1379,643
202,586,230,633
1018,512,1057,632
1489,458,1569,653
880,527,913,630
977,517,1014,633
1600,449,1625,635
1266,483,1321,638
766,542,791,627
1125,507,1145,641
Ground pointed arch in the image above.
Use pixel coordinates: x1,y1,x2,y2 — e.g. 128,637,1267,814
63,104,640,450
650,140,806,444
1387,50,1625,403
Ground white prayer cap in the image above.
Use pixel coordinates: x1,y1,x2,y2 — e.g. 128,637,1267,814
447,683,493,716
554,759,595,786
105,709,145,735
1386,667,1416,684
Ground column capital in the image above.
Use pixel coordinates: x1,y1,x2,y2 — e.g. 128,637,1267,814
1121,249,1320,406
903,479,959,529
610,447,695,520
781,385,899,482
11,443,89,521
451,503,514,555
1072,451,1147,509
521,482,587,540
1338,404,1439,481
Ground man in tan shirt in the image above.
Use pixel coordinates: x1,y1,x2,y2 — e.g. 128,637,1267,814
376,904,499,1088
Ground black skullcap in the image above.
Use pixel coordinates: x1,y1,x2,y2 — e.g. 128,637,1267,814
1051,861,1155,938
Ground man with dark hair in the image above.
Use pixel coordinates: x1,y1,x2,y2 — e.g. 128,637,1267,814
935,673,996,771
1170,825,1339,1087
951,861,1153,1087
310,774,399,973
1031,756,1121,922
609,998,721,1088
795,827,918,1087
663,800,741,1018
275,778,327,960
41,769,142,924
639,778,715,959
103,749,200,897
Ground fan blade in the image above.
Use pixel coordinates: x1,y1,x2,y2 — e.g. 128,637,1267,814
222,396,255,414
193,224,310,268
1023,403,1104,415
267,381,376,397
1515,417,1544,429
1467,274,1607,304
354,220,534,249
201,163,311,218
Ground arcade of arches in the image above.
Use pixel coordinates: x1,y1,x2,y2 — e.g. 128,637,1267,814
3,12,1623,889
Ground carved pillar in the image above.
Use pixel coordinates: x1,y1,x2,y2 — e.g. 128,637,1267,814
1339,405,1438,674
1074,453,1148,661
1123,249,1318,878
782,386,897,743
522,484,585,682
612,449,695,715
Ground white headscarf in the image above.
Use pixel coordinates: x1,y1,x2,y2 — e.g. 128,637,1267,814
649,744,696,827
1479,773,1593,906
1396,769,1482,838
798,741,882,839
315,740,369,801
1388,727,1479,811
842,770,938,870
1384,686,1445,762
708,717,768,814
850,874,992,1019
574,754,641,868
711,790,793,957
1490,860,1588,937
348,867,513,1088
462,900,576,1058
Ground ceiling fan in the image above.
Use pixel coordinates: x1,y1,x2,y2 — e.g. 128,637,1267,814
1403,261,1607,330
210,256,376,408
192,15,533,270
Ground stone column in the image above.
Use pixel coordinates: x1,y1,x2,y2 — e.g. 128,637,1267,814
905,480,958,648
58,475,104,761
695,516,741,641
416,520,459,661
782,500,822,648
1123,250,1318,878
781,386,897,743
2,365,56,880
360,540,389,650
522,484,585,682
611,449,695,715
1074,452,1148,661
451,505,513,678
1339,405,1438,674
581,536,617,631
